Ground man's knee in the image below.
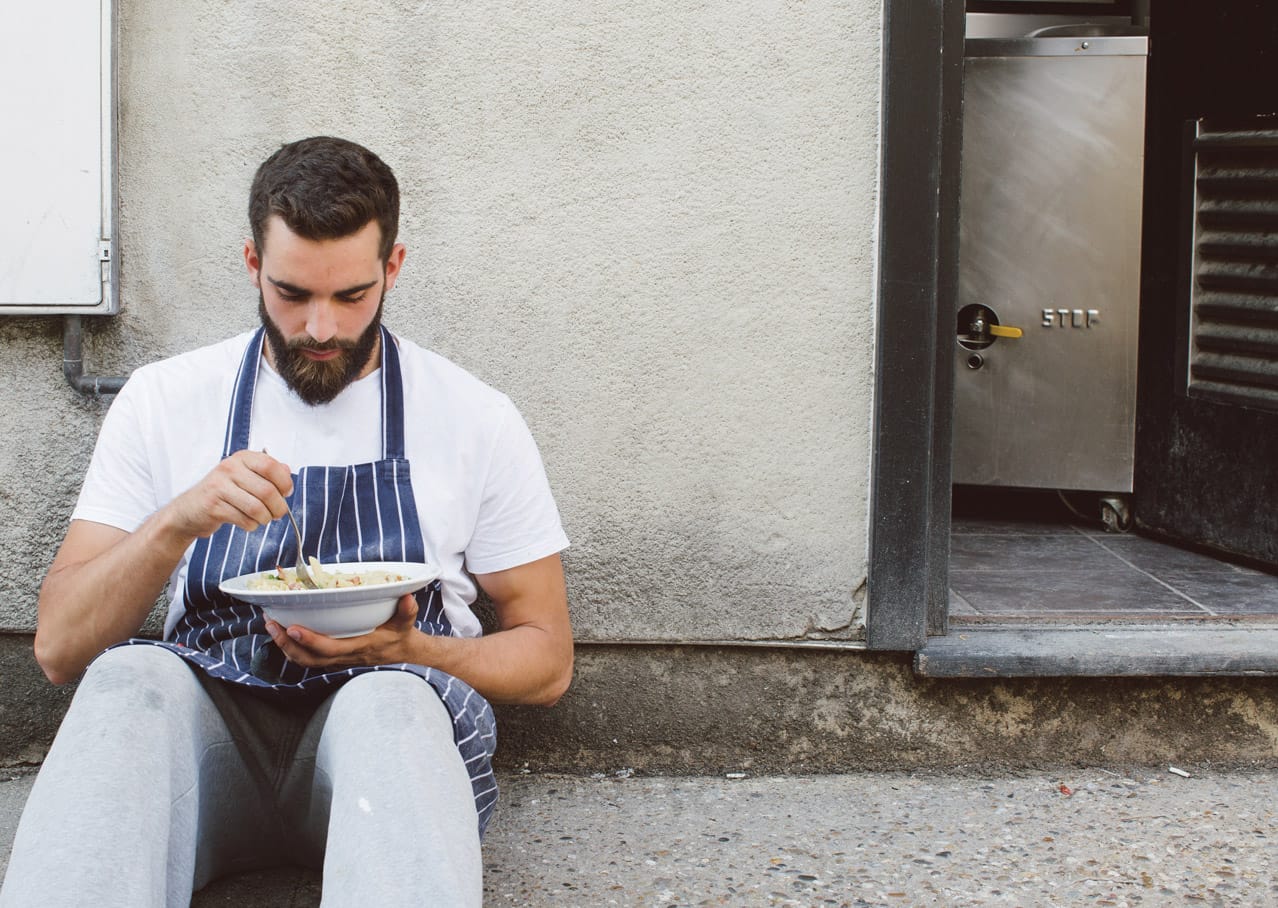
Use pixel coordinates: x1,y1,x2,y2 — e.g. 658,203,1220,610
73,645,202,718
324,671,452,742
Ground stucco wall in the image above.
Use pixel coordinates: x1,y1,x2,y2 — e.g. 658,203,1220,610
0,1,881,643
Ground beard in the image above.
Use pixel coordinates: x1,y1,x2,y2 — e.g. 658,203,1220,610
259,293,383,405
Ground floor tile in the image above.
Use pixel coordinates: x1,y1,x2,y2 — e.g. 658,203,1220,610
1092,535,1257,575
949,534,1127,573
1160,571,1278,616
949,569,1207,617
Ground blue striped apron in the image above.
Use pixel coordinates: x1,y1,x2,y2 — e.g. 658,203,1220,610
116,326,498,834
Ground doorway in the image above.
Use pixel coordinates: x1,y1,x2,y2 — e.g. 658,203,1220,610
947,0,1278,626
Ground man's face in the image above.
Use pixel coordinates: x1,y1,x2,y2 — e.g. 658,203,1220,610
245,216,405,405
256,291,382,405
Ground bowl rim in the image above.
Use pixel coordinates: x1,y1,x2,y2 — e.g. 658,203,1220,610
218,560,441,606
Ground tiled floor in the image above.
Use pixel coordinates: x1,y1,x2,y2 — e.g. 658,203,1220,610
949,490,1278,622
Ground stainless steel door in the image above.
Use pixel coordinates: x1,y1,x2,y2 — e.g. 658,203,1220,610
951,35,1147,492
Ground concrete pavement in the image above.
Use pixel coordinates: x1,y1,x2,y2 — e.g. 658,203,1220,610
1,767,1275,906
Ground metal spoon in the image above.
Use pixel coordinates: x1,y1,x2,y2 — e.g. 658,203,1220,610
280,499,318,589
262,448,317,589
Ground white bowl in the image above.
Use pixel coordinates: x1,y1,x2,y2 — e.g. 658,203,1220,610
219,561,440,638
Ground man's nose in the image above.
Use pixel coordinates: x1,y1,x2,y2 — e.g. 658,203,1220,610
305,301,338,343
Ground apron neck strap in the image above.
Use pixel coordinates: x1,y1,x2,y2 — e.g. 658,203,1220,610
222,325,407,460
222,330,265,458
378,325,407,460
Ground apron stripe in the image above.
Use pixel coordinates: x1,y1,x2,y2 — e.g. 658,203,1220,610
248,520,270,576
301,474,313,561
316,467,332,564
216,528,238,603
192,527,215,607
371,473,386,561
391,461,407,561
380,362,390,458
350,466,365,557
236,525,258,583
335,467,353,562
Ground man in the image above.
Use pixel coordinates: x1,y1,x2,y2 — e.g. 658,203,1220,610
0,136,572,907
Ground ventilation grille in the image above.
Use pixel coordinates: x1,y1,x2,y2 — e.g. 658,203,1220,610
1188,117,1278,411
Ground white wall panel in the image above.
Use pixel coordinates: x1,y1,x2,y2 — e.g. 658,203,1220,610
0,0,114,313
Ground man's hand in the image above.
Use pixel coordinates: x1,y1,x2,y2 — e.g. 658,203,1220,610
162,449,294,539
264,594,423,669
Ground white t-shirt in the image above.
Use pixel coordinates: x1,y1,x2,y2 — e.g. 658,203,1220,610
72,329,569,638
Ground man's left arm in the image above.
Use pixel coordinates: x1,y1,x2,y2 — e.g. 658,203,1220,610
266,552,573,706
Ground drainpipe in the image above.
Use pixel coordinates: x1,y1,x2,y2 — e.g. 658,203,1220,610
62,315,128,396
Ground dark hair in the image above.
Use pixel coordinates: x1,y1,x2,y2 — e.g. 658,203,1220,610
249,136,400,263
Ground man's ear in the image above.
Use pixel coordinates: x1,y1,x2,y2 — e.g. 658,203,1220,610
244,238,262,288
383,243,407,292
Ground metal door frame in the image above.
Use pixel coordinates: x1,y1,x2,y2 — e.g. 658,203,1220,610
866,0,964,650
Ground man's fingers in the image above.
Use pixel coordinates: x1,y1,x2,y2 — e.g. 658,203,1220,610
218,482,279,530
253,451,296,503
213,453,294,525
266,622,324,666
276,624,353,663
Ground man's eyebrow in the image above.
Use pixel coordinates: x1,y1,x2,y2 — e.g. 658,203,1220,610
266,276,380,297
267,277,309,295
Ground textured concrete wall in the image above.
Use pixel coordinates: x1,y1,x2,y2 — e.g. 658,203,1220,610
0,1,880,643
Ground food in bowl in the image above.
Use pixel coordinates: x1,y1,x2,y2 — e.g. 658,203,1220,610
247,558,407,591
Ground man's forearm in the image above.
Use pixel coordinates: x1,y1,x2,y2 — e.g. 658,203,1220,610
406,623,573,706
35,515,193,684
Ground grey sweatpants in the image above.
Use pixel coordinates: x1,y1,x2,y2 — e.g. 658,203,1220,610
0,645,482,907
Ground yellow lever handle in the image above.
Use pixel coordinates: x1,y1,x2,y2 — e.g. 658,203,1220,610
988,324,1023,339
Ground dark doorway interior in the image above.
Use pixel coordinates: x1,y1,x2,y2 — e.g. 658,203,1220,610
1132,1,1278,566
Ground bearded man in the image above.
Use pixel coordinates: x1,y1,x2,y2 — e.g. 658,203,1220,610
0,136,572,908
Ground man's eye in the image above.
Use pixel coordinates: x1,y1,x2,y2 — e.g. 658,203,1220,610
337,294,367,304
277,292,308,302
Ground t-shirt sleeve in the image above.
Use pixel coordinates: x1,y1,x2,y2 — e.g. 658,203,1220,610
463,399,569,575
70,380,160,533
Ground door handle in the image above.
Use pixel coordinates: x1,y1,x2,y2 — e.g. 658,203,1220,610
988,325,1023,339
957,305,1023,349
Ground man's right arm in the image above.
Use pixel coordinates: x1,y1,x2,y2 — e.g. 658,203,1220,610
35,450,294,685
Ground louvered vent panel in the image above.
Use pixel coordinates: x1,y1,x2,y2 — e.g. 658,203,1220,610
1188,118,1278,411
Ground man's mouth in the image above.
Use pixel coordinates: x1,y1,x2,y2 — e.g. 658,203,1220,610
298,348,343,361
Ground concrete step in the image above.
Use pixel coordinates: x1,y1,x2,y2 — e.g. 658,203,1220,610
3,767,1276,905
